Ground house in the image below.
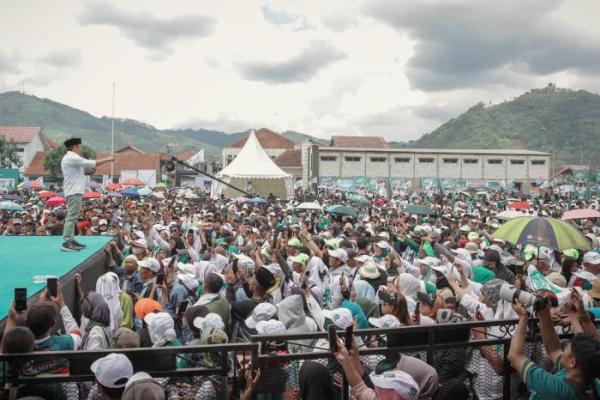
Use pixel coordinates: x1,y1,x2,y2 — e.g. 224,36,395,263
0,126,53,172
330,135,388,148
274,149,302,183
222,128,296,166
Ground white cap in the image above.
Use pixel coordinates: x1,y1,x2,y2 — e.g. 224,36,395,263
375,241,390,249
144,312,176,345
141,258,161,273
255,319,286,335
245,302,277,329
90,353,134,388
370,370,420,399
322,307,353,329
354,255,373,264
131,239,148,249
328,248,348,263
99,219,108,226
368,314,401,329
125,372,153,389
177,273,199,291
583,251,600,265
193,313,225,331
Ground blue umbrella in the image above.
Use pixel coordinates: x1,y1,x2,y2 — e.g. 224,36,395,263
0,201,24,211
122,188,140,198
248,197,268,204
138,187,152,196
1,194,23,202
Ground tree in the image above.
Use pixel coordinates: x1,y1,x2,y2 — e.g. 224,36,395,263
44,145,96,177
0,136,23,168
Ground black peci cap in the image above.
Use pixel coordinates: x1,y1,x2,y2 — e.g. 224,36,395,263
64,137,82,148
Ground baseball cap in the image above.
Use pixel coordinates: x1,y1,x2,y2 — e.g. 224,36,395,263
328,248,348,263
99,219,108,226
369,314,401,329
90,353,134,388
370,370,419,399
322,307,353,329
134,298,162,320
467,232,479,241
374,241,390,249
354,254,372,264
464,242,480,254
290,253,309,267
245,302,278,329
459,225,471,232
177,273,199,291
12,218,22,225
287,238,302,248
583,251,600,265
255,319,286,335
193,313,225,331
141,258,161,273
131,239,148,249
144,312,176,345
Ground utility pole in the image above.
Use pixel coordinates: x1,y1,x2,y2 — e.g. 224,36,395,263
111,83,115,181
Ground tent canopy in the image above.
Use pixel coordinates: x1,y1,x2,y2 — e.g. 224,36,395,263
211,130,293,198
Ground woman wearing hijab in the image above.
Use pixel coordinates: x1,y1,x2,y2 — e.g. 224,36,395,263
79,292,112,350
352,280,381,320
298,362,336,400
96,272,131,331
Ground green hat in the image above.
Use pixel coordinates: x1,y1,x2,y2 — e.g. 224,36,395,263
290,253,309,266
287,238,302,248
324,238,340,250
563,249,579,259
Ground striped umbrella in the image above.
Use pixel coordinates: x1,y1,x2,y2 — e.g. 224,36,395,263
492,216,590,250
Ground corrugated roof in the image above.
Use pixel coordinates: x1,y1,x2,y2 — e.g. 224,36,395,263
25,151,48,176
319,147,551,156
0,126,42,143
274,149,301,167
331,135,388,148
229,128,296,149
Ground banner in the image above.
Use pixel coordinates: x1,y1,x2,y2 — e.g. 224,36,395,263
527,265,594,307
0,168,19,190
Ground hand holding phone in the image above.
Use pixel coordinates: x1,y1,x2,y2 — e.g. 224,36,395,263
177,300,189,315
14,288,27,312
47,277,58,298
345,326,353,351
156,273,164,286
328,324,338,353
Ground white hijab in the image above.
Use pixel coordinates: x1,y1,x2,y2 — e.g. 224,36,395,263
96,272,123,333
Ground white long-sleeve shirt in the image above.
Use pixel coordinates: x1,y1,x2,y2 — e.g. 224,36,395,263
61,151,96,197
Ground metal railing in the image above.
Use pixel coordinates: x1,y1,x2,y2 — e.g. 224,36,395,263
1,318,594,400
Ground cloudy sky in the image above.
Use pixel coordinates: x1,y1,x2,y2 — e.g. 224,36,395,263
2,0,600,141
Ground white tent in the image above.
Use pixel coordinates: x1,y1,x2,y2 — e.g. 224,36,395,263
210,130,293,199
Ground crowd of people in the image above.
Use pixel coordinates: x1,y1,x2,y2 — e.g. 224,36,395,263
1,183,600,400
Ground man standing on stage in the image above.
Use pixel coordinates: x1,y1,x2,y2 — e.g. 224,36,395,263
61,138,113,251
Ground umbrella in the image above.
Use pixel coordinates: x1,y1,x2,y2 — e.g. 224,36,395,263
38,191,56,199
492,216,590,250
152,191,165,200
0,201,23,211
296,201,322,211
107,192,122,198
106,183,123,191
86,181,100,188
83,191,102,199
497,210,527,221
121,178,145,187
248,197,268,204
46,196,66,206
349,194,369,204
122,188,140,198
1,194,23,202
327,204,358,218
507,201,531,210
403,204,436,216
561,209,600,221
233,196,248,203
17,181,44,190
138,188,152,196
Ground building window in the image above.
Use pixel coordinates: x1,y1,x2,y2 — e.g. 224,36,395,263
464,159,479,164
394,157,410,163
443,158,458,164
320,156,337,162
487,159,502,164
531,160,546,165
418,158,434,163
344,156,361,162
511,159,525,165
17,148,24,152
370,157,387,162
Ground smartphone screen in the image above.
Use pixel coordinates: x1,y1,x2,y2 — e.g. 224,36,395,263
345,325,353,351
156,273,164,286
328,325,338,353
15,288,27,312
178,300,189,314
47,278,58,298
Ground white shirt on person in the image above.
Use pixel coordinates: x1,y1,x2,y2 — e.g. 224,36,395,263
61,150,96,197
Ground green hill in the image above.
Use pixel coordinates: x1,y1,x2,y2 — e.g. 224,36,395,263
0,92,323,161
413,84,600,165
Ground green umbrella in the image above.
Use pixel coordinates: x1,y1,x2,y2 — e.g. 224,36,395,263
327,204,358,218
403,204,436,216
349,194,369,204
492,216,590,250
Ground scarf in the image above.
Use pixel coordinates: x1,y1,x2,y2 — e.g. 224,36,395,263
96,272,123,333
299,361,336,400
80,292,112,349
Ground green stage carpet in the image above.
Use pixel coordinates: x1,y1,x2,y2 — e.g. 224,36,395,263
0,236,113,320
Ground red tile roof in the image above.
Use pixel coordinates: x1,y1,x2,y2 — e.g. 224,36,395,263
274,149,301,167
177,150,195,161
25,150,166,177
0,126,42,143
229,128,296,149
115,145,145,154
331,135,388,148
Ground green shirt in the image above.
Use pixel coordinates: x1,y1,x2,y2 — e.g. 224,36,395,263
521,355,600,400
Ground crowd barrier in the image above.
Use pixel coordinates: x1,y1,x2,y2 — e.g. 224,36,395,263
0,318,594,400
